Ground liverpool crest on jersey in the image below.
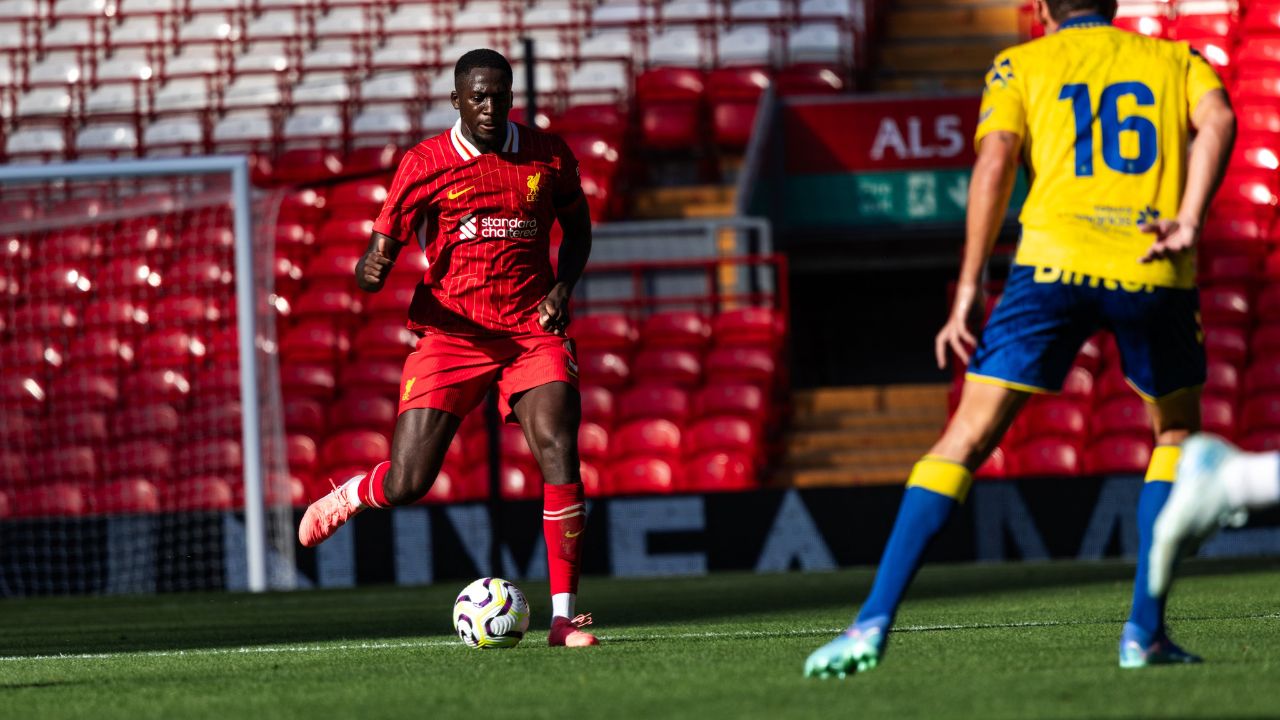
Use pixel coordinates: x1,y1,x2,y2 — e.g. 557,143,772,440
526,172,543,204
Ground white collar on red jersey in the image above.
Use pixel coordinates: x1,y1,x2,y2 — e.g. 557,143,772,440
449,119,519,160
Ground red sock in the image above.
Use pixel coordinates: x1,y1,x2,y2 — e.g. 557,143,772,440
543,482,586,595
354,461,391,508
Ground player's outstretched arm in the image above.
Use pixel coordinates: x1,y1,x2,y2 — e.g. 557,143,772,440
936,130,1022,369
356,231,405,293
539,194,593,336
1139,89,1236,264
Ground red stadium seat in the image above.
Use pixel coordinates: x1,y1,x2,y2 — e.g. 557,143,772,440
273,149,346,185
122,369,191,406
137,329,209,369
1205,359,1241,399
637,68,706,150
705,347,775,389
1200,285,1251,327
1072,336,1104,374
291,288,360,321
11,302,79,337
279,320,351,364
1259,285,1280,317
1242,2,1280,34
578,351,631,389
27,263,94,300
1201,394,1236,438
112,404,180,443
280,363,337,400
445,429,486,469
578,421,610,462
186,402,243,441
1061,366,1095,400
618,385,691,424
337,359,401,396
573,314,638,352
365,284,418,317
192,366,241,399
609,457,680,494
103,440,172,479
975,446,1008,479
713,307,783,348
305,247,362,284
1092,396,1153,437
632,349,702,387
500,463,543,500
328,179,388,219
0,451,26,487
94,478,162,514
36,445,97,484
1204,326,1248,367
641,311,712,350
707,67,770,149
1245,358,1280,394
579,385,616,427
1012,396,1087,443
500,424,535,463
614,418,682,461
166,476,236,511
775,64,846,96
53,372,120,411
693,383,769,425
685,451,756,492
1084,435,1154,475
83,298,149,333
321,429,390,470
317,218,374,247
327,395,397,433
580,460,606,497
1009,438,1081,477
1203,255,1260,285
686,415,759,458
1253,324,1280,356
352,319,418,360
278,188,328,223
66,329,135,370
1094,367,1135,403
1203,215,1269,245
419,468,459,504
12,483,87,518
1242,393,1280,433
287,434,319,473
150,295,225,328
284,397,327,436
0,411,33,449
2,338,63,376
48,410,109,445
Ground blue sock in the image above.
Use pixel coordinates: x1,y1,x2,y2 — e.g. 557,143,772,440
856,486,959,625
1128,479,1173,638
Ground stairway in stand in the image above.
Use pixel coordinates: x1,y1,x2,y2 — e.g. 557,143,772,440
874,0,1025,93
778,384,950,487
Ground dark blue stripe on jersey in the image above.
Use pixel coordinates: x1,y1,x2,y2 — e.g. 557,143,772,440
1060,13,1111,29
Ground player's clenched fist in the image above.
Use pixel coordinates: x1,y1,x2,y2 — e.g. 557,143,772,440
357,249,393,292
538,282,573,336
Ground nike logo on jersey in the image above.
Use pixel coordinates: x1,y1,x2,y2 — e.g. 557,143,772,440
446,169,501,200
564,529,583,538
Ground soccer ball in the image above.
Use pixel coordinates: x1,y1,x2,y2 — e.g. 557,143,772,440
452,577,531,649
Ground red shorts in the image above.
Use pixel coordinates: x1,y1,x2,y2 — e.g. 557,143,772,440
398,331,579,422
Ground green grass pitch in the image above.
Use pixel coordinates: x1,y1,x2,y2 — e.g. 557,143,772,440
2,560,1279,719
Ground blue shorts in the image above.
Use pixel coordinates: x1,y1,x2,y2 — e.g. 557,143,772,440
967,265,1205,401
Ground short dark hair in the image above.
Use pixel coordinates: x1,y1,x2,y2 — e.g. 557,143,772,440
1043,0,1116,22
454,49,513,86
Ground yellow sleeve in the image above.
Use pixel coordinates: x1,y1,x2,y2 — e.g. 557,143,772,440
975,50,1027,146
1186,48,1224,117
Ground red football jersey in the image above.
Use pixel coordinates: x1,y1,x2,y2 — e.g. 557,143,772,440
373,119,583,336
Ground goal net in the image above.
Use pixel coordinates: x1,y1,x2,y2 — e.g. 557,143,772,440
0,157,296,595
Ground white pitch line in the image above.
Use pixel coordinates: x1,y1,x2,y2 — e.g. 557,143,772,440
2,614,1276,664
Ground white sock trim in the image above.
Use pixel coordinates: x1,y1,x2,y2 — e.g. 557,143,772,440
551,592,575,620
343,474,365,508
1223,452,1280,511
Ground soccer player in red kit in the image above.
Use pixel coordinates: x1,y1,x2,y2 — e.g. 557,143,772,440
298,49,597,647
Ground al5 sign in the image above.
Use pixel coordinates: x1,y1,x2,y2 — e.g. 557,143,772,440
784,96,981,174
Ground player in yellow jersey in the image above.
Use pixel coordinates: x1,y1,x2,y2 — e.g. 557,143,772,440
805,0,1236,677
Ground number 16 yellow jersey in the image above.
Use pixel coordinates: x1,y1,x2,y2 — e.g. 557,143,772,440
975,14,1224,289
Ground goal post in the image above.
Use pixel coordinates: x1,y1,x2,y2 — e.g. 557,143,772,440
0,155,286,594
